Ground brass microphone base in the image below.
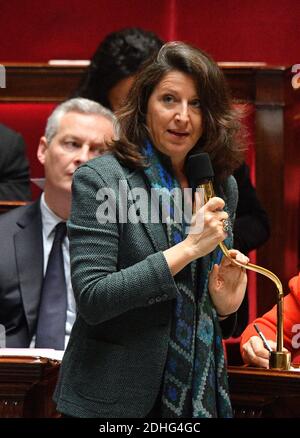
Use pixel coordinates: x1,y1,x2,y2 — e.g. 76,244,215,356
269,351,291,370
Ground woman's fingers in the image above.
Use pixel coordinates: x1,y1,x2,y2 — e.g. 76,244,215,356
204,196,225,212
227,249,249,265
191,197,228,238
242,336,270,368
186,196,233,259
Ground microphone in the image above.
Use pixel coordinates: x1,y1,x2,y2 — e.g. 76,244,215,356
186,152,291,370
185,151,215,204
186,151,231,254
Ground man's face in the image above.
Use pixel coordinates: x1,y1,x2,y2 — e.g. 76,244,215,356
37,111,114,195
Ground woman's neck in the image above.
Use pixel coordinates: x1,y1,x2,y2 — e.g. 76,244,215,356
173,165,189,189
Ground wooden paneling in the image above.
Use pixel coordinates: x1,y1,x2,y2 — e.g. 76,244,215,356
0,201,28,214
0,64,85,102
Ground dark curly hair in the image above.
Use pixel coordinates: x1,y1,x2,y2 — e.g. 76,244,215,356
113,41,246,180
73,27,163,109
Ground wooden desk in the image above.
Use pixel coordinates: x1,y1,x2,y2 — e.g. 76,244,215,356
0,356,60,418
228,365,300,417
1,358,299,418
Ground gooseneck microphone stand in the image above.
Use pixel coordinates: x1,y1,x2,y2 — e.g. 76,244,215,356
186,152,291,370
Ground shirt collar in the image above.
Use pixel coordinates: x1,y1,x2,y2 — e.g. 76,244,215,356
40,193,66,239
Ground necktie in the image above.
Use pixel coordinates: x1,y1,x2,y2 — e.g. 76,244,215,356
35,222,67,350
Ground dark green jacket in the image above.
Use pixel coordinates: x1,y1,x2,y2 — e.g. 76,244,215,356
54,153,238,418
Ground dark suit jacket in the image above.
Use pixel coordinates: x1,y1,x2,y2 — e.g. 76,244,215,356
0,123,31,201
54,153,238,418
233,162,270,254
0,201,43,346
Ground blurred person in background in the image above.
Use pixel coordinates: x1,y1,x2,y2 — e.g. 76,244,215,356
240,272,300,368
0,123,31,200
0,98,117,349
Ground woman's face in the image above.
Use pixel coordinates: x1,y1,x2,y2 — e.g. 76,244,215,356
146,70,203,169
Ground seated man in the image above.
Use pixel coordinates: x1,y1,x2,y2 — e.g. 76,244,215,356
0,98,117,349
0,123,31,200
240,272,300,367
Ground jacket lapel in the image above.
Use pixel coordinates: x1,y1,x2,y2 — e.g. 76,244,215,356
14,201,44,337
126,169,169,253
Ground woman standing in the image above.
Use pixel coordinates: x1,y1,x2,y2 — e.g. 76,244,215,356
54,42,248,418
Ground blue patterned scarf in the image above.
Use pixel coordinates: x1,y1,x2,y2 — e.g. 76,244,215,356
143,141,232,418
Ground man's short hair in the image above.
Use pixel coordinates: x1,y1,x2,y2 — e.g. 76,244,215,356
45,97,119,143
